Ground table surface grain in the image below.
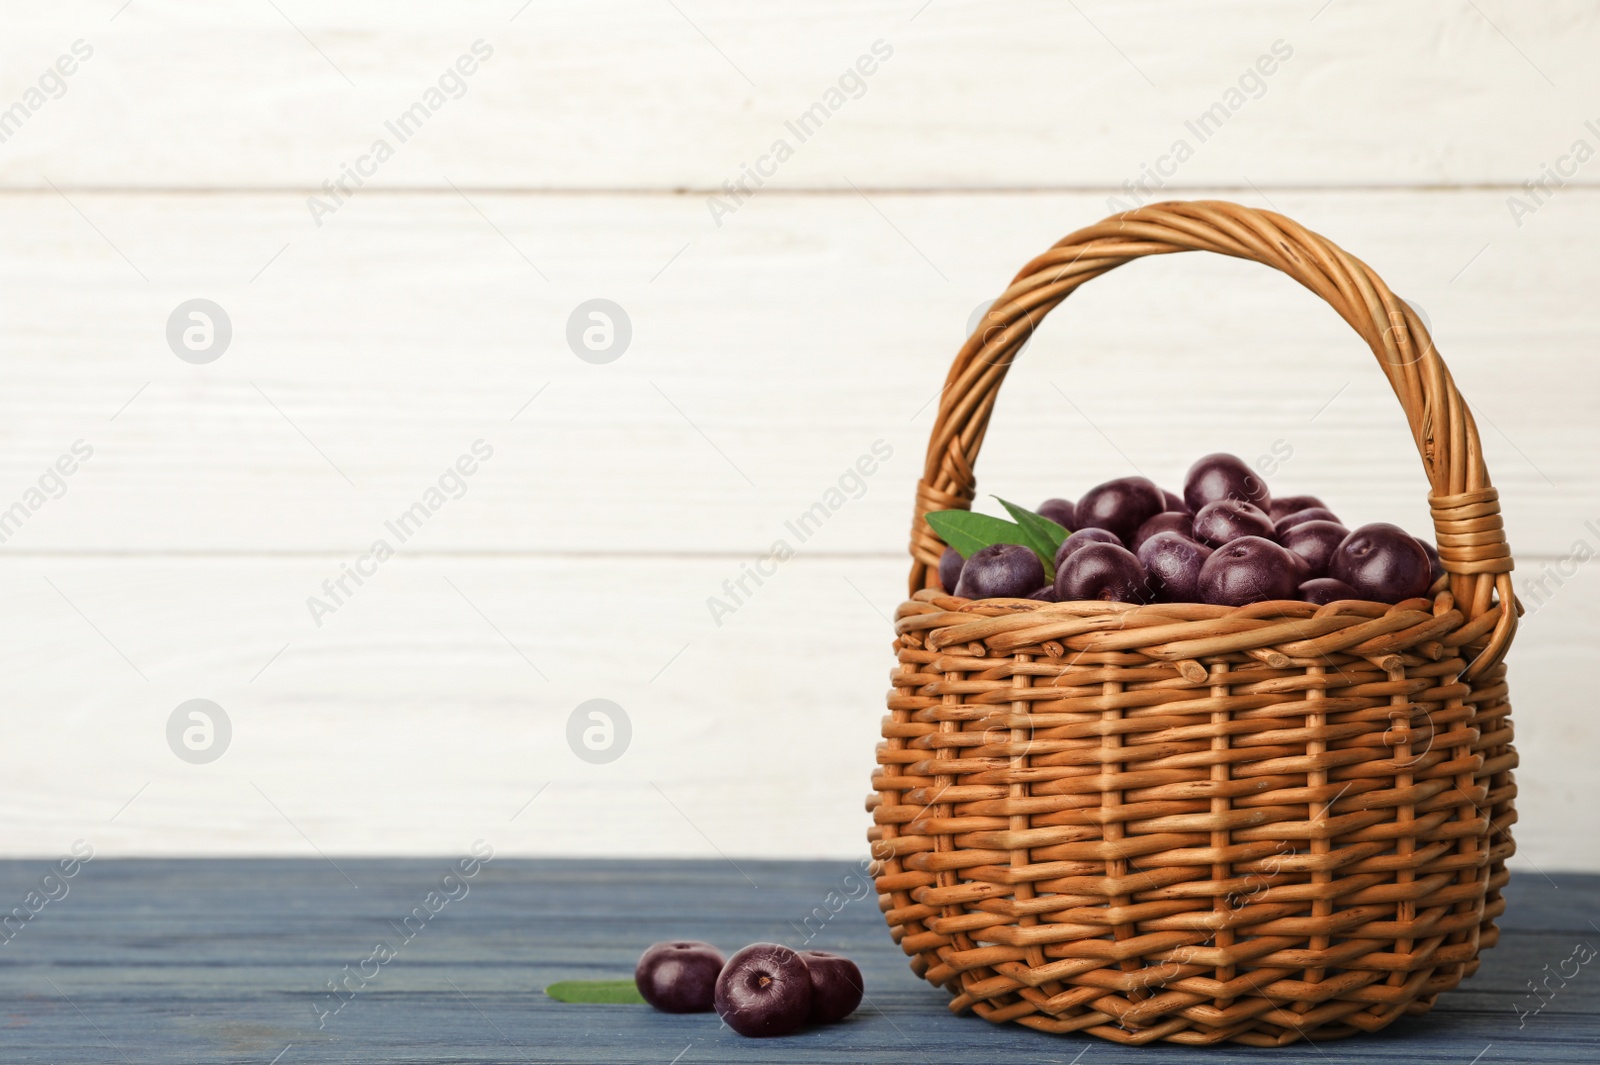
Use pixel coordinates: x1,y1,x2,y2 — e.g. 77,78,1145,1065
0,859,1594,1064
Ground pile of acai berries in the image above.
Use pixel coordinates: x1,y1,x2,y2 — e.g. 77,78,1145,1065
937,452,1444,607
636,940,862,1039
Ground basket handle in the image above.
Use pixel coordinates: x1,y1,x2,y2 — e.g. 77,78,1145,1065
909,200,1516,672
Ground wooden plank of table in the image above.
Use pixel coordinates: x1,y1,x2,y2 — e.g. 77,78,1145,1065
0,859,1593,1063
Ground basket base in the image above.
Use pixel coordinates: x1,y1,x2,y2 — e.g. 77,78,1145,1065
871,592,1517,1046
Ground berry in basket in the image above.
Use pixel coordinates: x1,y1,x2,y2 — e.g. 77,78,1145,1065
1280,518,1348,577
951,543,1042,600
1034,496,1076,529
1130,510,1192,550
1275,505,1341,535
1330,521,1433,601
924,452,1443,607
1185,451,1270,512
1053,526,1120,565
1198,534,1302,606
1074,475,1164,542
1136,529,1211,603
1192,498,1275,547
1054,541,1147,603
1268,493,1327,520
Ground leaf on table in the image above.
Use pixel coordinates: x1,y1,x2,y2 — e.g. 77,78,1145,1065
545,979,647,1005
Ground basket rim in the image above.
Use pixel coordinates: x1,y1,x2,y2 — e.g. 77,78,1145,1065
894,584,1493,667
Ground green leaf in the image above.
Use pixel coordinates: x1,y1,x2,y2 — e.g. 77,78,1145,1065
994,496,1070,572
924,510,1029,559
925,508,1058,579
545,980,646,1005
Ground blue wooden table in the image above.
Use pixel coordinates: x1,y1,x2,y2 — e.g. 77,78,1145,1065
1,859,1594,1063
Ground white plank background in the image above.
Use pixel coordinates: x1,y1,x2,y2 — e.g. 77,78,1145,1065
2,1,1597,871
3,1,1598,189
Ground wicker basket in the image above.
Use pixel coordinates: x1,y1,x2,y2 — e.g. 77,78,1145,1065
867,200,1519,1047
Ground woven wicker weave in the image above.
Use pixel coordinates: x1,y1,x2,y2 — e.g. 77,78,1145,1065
868,201,1519,1047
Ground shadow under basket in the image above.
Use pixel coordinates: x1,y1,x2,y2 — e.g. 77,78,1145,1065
867,201,1519,1047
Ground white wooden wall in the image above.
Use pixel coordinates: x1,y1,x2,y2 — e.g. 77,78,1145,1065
3,1,1597,871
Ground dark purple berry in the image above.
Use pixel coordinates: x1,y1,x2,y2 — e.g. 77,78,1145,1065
953,543,1043,600
1036,498,1076,531
1198,536,1301,606
1192,499,1275,547
1055,542,1149,604
1161,488,1190,515
1054,527,1122,568
1131,511,1193,551
1273,507,1341,537
937,547,963,594
1184,453,1269,513
1075,476,1164,542
1300,577,1361,605
1026,584,1058,602
1280,519,1349,580
714,943,813,1038
1269,494,1327,521
636,941,725,1013
1137,532,1212,603
798,951,863,1025
1329,523,1431,603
